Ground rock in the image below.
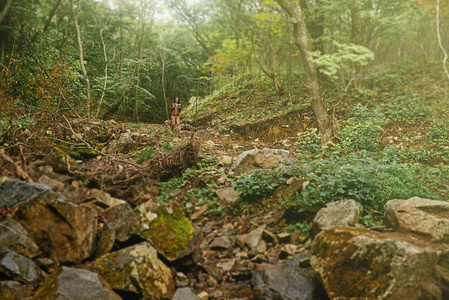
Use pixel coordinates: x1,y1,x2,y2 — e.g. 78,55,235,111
94,222,116,259
0,249,42,284
83,188,127,209
245,225,266,256
215,187,241,203
0,218,41,259
37,175,64,191
13,190,97,264
33,266,122,300
384,197,449,241
279,244,298,259
101,203,139,243
311,227,449,299
93,242,175,299
210,236,234,250
216,258,236,272
272,178,304,200
174,272,189,287
277,232,292,244
312,199,363,235
43,151,78,173
230,148,290,175
0,281,33,300
252,253,322,300
134,201,203,261
218,155,233,166
0,179,55,209
262,230,277,244
191,204,209,220
172,287,201,300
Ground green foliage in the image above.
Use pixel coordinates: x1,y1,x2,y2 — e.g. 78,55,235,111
135,147,155,164
287,222,312,235
234,169,286,202
312,42,374,81
336,106,385,152
290,152,441,215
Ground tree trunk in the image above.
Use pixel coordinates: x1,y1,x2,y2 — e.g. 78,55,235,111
160,53,169,121
43,0,62,33
0,0,13,24
71,0,91,122
276,0,336,143
351,0,362,45
91,1,110,118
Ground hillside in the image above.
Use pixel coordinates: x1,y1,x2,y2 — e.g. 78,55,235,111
1,65,449,299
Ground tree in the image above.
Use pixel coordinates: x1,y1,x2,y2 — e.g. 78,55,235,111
276,0,336,143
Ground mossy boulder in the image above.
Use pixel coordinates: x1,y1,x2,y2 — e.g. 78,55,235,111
311,227,449,299
92,242,174,299
134,201,202,261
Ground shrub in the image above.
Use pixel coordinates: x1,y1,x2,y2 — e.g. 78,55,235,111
234,169,287,202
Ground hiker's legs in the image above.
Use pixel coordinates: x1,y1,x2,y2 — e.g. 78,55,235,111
171,116,175,130
174,116,181,131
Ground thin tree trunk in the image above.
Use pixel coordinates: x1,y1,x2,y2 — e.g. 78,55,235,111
160,53,169,121
91,2,110,118
0,0,13,24
71,0,91,121
43,0,62,33
437,0,449,82
276,0,336,143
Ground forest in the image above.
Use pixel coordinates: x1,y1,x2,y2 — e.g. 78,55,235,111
1,0,449,299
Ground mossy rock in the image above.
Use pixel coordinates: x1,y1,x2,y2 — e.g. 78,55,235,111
135,201,202,261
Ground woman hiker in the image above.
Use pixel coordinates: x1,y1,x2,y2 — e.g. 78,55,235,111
169,97,181,132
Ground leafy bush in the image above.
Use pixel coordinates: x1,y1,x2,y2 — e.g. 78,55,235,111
290,152,440,216
234,169,287,202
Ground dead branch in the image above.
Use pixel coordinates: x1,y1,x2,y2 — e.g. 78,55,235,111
147,136,200,178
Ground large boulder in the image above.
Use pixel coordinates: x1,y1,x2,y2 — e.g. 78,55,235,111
312,199,363,235
311,227,449,299
0,179,55,209
230,148,290,176
252,253,325,300
384,197,449,241
134,201,202,261
13,190,97,264
92,242,175,299
33,266,122,300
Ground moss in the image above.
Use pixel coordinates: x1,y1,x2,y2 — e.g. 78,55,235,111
143,202,194,260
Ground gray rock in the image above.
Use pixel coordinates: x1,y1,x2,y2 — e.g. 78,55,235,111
0,249,41,284
246,225,266,256
312,199,363,235
252,253,322,300
215,187,241,203
230,148,290,175
384,197,449,241
172,287,201,300
0,218,41,259
0,179,55,209
33,266,122,300
210,236,234,250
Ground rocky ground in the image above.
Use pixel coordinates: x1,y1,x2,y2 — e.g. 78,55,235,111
2,117,449,300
